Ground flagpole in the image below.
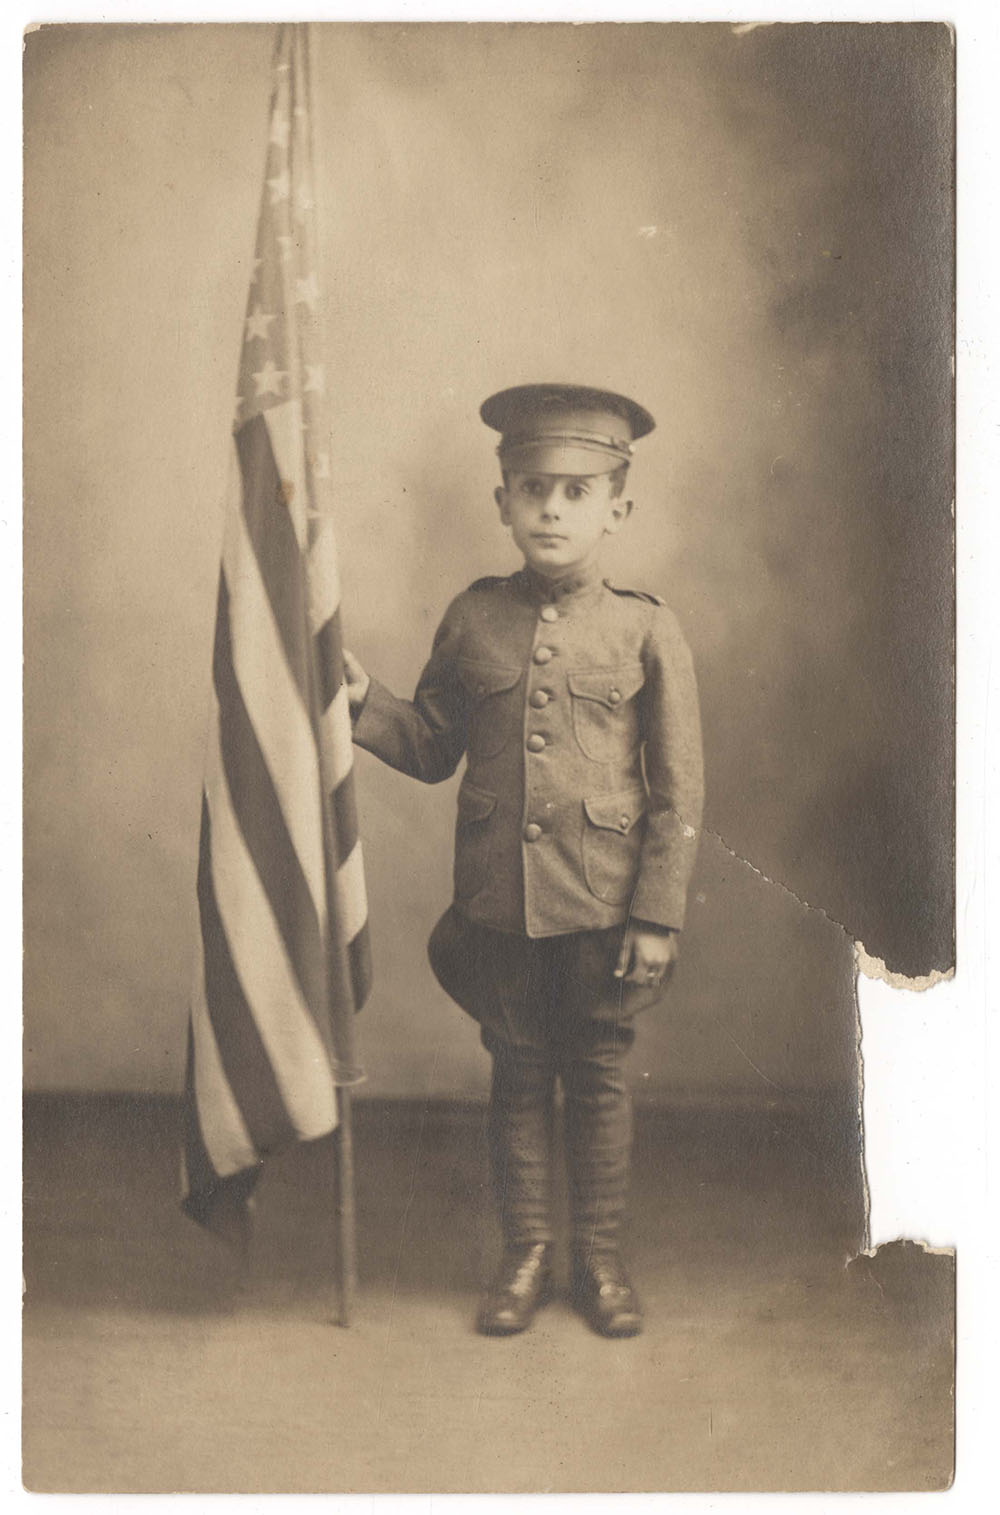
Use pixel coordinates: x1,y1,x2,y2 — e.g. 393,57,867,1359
298,19,359,1330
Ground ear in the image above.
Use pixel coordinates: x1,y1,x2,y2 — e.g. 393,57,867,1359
603,497,633,536
495,484,511,526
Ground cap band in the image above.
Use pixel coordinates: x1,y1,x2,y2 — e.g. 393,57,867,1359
499,430,634,459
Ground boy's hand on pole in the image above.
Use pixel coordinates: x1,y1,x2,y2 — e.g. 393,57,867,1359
614,924,679,989
342,650,371,713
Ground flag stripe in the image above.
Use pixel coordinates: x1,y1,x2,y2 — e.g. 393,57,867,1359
190,995,259,1179
320,683,356,793
263,399,309,551
212,571,327,1020
315,607,344,713
221,472,327,921
205,712,339,1132
235,412,314,706
306,516,343,629
182,1020,222,1199
329,838,369,945
348,922,373,1010
329,770,359,869
189,923,260,1180
196,795,299,1155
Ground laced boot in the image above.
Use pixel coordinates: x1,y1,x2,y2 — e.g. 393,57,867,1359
477,1242,555,1335
570,1251,642,1337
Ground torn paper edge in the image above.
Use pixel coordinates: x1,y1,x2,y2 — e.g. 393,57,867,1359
853,953,962,1259
855,941,954,994
855,1241,955,1260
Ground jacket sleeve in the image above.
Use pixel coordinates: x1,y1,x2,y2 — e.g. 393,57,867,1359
632,606,704,930
351,597,469,783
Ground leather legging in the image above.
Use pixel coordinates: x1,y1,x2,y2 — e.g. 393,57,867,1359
485,1023,635,1259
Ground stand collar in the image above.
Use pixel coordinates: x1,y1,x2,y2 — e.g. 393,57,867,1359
516,559,604,605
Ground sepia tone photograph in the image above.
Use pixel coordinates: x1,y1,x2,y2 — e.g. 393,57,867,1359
23,18,955,1494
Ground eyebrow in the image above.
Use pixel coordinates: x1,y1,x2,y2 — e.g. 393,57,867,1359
521,475,595,486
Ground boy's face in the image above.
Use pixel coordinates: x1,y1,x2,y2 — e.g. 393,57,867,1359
496,471,632,579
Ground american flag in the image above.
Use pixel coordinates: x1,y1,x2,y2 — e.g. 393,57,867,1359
182,25,371,1243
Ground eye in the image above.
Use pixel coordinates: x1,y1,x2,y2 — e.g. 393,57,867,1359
521,478,546,498
565,482,587,501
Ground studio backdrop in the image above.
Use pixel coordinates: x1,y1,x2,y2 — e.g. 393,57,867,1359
24,23,953,1107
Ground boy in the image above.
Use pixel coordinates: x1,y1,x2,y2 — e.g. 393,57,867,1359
343,383,703,1337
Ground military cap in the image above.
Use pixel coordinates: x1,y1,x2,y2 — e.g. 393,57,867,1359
480,383,655,476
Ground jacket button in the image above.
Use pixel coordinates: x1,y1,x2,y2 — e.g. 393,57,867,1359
539,605,559,623
608,689,622,704
529,690,550,709
619,815,630,830
526,733,546,752
523,823,542,842
533,646,554,664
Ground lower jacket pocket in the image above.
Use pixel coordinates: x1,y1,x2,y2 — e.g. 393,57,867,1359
581,788,647,905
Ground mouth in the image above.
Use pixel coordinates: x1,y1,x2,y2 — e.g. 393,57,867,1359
531,533,568,544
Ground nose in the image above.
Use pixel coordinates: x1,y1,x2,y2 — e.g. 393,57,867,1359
539,483,561,519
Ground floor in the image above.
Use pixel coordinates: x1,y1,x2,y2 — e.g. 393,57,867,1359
22,1093,954,1493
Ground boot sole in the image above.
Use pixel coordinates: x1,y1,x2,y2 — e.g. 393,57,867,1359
571,1290,643,1338
586,1313,643,1338
476,1277,555,1336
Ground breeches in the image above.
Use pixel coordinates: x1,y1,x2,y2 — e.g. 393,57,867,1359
428,908,647,1254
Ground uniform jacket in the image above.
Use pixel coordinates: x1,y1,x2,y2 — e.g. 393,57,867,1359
352,560,704,938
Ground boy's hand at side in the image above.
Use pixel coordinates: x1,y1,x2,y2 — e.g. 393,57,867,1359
342,650,371,713
614,922,679,989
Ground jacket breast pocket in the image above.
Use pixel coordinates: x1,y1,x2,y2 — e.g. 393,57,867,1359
581,788,647,905
568,664,645,762
453,781,497,901
457,659,522,759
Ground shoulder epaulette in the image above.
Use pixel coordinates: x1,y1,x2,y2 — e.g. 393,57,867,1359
603,579,666,606
467,574,510,593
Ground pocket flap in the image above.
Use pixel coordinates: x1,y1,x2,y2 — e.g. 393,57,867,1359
583,788,647,834
457,782,497,824
458,659,522,698
568,663,645,708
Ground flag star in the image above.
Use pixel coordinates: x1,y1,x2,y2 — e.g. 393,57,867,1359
245,304,276,342
304,364,326,395
253,360,286,397
295,272,319,309
312,451,331,480
294,103,307,118
269,113,291,149
277,234,296,263
267,168,290,204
